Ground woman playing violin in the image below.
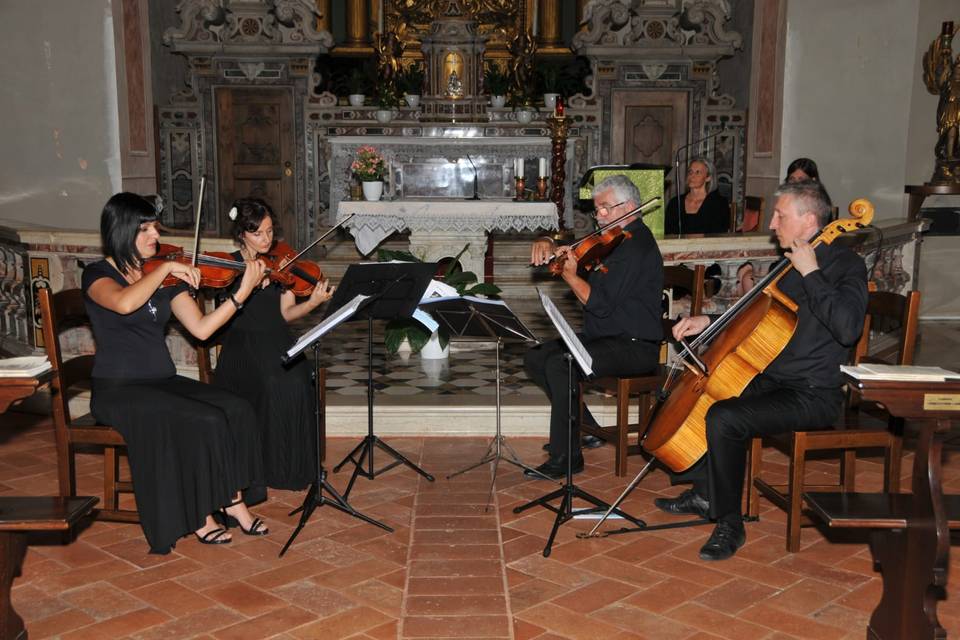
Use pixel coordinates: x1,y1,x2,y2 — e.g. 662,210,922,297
525,175,664,479
214,198,334,493
83,192,269,554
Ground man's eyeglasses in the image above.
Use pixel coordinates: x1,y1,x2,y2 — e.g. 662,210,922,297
594,201,625,216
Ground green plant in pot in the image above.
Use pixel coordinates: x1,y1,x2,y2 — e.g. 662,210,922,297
484,63,511,107
345,68,370,106
399,63,425,107
380,245,501,355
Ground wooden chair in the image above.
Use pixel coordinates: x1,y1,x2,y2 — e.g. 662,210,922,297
737,196,764,233
39,287,139,523
746,288,921,552
579,264,706,476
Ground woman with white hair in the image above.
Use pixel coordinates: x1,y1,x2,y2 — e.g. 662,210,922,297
665,157,730,236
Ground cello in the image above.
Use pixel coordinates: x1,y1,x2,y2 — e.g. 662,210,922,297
579,198,874,537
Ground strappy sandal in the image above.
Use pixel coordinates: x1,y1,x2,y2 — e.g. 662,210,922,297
194,526,231,545
221,500,269,536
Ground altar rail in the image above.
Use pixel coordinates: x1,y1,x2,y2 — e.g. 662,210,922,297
0,219,927,364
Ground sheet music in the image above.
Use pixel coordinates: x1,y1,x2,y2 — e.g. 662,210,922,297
538,289,592,376
0,356,51,377
286,294,370,361
420,278,460,300
841,364,960,382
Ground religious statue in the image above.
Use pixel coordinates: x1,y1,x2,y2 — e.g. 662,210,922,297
507,28,536,104
375,25,406,94
923,21,960,184
446,70,464,98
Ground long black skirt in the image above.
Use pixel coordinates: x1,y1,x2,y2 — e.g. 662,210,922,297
91,375,264,554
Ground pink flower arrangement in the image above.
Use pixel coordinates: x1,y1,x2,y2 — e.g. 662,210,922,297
351,145,385,181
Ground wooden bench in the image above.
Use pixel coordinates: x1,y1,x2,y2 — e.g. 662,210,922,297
803,492,960,530
0,496,98,640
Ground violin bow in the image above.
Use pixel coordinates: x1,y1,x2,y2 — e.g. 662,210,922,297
275,213,356,272
190,176,206,269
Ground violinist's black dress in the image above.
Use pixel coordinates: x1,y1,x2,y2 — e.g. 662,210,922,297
213,252,317,491
82,260,264,554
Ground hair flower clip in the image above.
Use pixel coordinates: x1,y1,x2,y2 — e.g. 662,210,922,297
228,206,238,220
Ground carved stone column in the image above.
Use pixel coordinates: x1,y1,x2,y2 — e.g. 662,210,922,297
540,0,561,48
548,114,572,234
345,0,369,48
315,0,331,32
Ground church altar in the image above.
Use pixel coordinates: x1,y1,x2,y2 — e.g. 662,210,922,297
336,201,558,278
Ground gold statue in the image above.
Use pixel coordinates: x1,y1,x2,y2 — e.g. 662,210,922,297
923,21,960,183
507,28,536,103
375,25,406,93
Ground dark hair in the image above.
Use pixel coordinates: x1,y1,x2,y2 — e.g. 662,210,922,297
100,192,159,274
229,198,274,242
785,157,820,182
773,180,833,226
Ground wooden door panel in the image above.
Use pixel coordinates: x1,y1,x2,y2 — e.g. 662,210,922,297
215,87,295,241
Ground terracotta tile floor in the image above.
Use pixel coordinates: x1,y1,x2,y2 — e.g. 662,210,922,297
3,408,960,639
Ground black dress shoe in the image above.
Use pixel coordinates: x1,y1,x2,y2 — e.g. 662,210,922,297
523,456,584,480
542,435,605,452
653,489,710,519
698,520,746,561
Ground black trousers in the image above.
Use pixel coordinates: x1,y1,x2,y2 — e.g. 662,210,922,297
524,336,659,459
678,373,844,523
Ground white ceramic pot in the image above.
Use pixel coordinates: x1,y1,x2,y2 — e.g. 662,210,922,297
543,93,559,111
361,180,383,201
404,94,421,108
490,95,507,109
420,331,450,359
375,109,394,124
348,94,365,107
516,109,535,125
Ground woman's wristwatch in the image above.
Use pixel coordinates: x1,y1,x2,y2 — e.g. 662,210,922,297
229,293,244,310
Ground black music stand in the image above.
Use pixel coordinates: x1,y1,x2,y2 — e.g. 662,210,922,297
430,296,554,507
329,262,438,498
279,294,392,556
512,291,644,556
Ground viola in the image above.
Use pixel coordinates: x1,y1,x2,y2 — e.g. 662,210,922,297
144,243,294,289
262,241,324,297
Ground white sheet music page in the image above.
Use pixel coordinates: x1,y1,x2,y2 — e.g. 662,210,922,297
538,289,593,377
286,293,371,360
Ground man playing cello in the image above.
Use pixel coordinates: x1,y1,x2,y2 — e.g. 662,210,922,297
525,175,664,479
660,180,868,560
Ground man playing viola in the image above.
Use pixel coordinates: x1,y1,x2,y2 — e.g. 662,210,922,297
660,180,868,560
525,175,664,479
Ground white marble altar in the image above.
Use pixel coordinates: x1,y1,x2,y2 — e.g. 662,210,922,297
336,200,558,278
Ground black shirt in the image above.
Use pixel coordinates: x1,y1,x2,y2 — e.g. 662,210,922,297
583,217,664,343
764,242,868,388
81,260,188,380
665,190,730,236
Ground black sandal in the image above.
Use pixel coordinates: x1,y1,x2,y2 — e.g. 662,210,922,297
194,526,231,545
221,500,269,536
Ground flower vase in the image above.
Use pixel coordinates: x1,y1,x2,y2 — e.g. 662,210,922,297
490,95,507,109
362,180,384,201
348,94,365,107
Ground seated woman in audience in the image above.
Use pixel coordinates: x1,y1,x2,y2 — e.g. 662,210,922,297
665,157,730,236
214,198,334,495
83,192,269,554
785,157,820,183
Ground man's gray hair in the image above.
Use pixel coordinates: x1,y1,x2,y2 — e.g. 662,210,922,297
592,174,641,207
773,180,833,226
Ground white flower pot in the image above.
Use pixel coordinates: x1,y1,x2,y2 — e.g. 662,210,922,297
543,93,559,111
516,109,535,125
404,94,421,108
490,95,507,109
362,181,383,201
420,331,449,359
348,94,365,107
375,109,394,124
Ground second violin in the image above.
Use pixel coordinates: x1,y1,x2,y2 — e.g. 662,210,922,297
261,241,324,297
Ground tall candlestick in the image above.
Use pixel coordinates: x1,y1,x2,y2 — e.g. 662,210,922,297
539,158,547,177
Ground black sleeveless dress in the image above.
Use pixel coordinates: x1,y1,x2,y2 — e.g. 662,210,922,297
82,260,264,554
214,252,317,491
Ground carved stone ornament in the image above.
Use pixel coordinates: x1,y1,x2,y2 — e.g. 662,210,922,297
573,0,742,59
164,0,334,54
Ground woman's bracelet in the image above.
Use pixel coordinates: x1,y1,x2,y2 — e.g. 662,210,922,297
229,293,244,310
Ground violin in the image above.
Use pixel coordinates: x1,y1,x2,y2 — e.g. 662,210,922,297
261,241,324,297
143,243,294,289
543,196,662,276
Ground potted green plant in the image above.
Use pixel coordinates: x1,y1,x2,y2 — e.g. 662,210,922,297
379,245,501,356
399,63,425,108
484,63,511,108
538,67,560,111
374,80,401,123
347,68,369,107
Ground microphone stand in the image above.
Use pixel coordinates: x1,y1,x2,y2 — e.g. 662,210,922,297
464,155,480,201
673,129,726,237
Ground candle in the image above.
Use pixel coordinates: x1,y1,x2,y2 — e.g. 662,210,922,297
555,96,564,117
539,158,546,177
378,0,384,33
517,158,524,177
531,0,538,37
